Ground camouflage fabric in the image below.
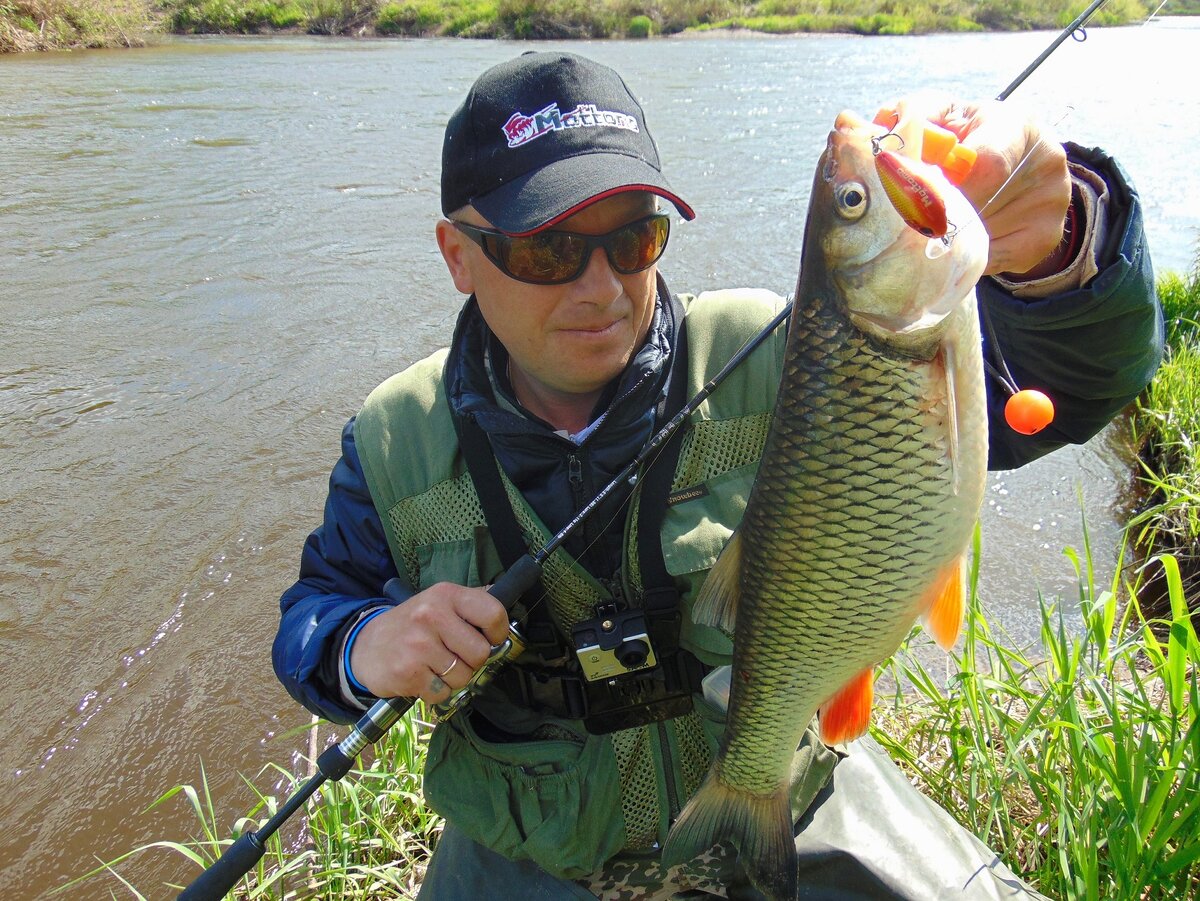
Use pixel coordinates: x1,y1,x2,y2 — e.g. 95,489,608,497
577,843,737,900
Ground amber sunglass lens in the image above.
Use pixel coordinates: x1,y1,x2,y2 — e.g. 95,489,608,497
502,232,584,282
612,217,668,273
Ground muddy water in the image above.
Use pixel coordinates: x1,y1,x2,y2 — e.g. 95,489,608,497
1,24,1196,897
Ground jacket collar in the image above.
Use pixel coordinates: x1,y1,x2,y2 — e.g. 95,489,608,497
445,273,681,446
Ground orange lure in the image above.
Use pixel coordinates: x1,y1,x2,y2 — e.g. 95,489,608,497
873,145,950,239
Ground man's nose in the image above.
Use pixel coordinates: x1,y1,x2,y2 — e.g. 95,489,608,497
571,246,623,301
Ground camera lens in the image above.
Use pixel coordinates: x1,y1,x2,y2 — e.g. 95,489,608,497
615,638,650,668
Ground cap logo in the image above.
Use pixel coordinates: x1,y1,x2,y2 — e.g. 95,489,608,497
502,102,639,149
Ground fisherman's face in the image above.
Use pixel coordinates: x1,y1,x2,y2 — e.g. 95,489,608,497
438,191,661,412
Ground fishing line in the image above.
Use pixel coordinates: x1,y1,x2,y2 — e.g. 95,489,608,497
976,104,1076,218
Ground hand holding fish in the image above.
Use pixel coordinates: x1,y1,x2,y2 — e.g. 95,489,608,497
884,95,1071,278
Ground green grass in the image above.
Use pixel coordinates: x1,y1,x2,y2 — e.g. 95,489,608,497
80,543,1200,899
67,710,441,899
0,0,155,50
873,529,1200,900
1130,264,1200,566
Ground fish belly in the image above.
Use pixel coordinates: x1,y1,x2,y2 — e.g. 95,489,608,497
720,290,987,793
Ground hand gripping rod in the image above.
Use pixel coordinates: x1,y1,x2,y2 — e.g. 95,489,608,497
177,298,792,900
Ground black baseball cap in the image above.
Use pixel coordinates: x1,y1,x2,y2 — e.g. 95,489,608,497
441,51,695,236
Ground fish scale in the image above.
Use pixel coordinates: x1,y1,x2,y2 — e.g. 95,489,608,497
661,109,990,900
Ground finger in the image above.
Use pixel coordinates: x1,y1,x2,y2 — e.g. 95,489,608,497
430,651,472,691
436,613,497,671
423,666,459,704
456,588,513,646
876,91,956,130
981,200,1068,276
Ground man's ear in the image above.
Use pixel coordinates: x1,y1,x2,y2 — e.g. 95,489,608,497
436,219,475,295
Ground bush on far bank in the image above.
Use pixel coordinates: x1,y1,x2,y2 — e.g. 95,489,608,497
1,0,1154,62
1,0,153,50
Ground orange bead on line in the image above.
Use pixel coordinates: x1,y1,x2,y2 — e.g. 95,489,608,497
1004,389,1055,435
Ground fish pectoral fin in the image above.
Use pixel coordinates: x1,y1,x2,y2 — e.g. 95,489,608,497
920,555,966,650
818,667,875,745
942,340,961,496
662,765,796,901
693,529,743,634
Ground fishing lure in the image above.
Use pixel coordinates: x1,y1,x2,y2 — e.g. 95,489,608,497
872,139,950,239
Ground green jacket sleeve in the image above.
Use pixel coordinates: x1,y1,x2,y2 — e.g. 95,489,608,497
981,143,1164,471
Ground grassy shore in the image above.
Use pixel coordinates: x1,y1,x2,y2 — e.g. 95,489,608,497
2,0,1157,52
74,262,1200,900
1129,262,1200,617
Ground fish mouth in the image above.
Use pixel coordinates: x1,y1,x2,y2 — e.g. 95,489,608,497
837,232,972,344
849,305,954,337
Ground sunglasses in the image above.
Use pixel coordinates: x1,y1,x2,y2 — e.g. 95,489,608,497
451,213,671,286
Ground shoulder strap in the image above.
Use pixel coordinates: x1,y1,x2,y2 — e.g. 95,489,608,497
635,313,689,653
453,413,549,620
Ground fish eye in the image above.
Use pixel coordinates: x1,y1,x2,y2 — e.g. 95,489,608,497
835,182,868,220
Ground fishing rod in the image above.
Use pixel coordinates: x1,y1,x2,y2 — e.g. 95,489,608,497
996,0,1113,100
176,299,794,901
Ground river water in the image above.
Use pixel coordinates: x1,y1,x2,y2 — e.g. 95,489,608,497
1,21,1197,898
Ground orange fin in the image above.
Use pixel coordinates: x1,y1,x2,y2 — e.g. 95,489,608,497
819,668,874,745
921,556,966,650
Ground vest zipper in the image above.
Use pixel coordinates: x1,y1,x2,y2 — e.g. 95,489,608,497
657,719,681,821
567,452,584,507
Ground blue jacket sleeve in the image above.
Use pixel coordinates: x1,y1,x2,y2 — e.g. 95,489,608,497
982,143,1164,471
272,418,409,724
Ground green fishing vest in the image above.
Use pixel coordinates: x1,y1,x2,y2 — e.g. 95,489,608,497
354,289,838,879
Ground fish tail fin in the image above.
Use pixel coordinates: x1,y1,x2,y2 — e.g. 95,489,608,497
818,667,875,745
662,765,796,901
921,554,967,650
692,529,743,633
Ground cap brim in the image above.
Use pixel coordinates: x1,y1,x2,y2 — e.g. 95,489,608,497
469,152,695,235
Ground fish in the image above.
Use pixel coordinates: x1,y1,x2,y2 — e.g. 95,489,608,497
660,109,991,899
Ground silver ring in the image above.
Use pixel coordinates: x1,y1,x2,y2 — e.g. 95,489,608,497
437,656,459,678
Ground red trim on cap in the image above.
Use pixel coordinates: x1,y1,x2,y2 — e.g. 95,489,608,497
508,185,696,236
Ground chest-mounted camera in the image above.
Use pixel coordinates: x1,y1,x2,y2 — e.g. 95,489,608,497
571,607,657,681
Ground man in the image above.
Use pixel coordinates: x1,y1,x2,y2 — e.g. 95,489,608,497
273,51,1162,899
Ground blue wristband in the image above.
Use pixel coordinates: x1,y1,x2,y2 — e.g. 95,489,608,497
344,607,388,696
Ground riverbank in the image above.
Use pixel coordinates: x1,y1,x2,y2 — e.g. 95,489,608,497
0,0,1166,53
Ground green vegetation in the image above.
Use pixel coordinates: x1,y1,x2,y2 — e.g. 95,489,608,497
64,268,1200,899
66,710,441,899
3,0,1159,51
0,0,155,50
874,532,1200,899
1129,259,1200,617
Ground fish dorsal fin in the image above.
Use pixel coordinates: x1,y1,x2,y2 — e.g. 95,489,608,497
692,529,743,634
942,340,960,496
818,667,875,745
921,555,966,650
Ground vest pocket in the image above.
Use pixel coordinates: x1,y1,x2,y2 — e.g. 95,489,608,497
416,539,480,590
660,460,760,578
424,710,626,879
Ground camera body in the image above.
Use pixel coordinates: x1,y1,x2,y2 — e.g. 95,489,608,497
571,608,657,681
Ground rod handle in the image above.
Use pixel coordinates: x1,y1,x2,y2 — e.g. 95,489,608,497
487,554,543,608
176,831,265,901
